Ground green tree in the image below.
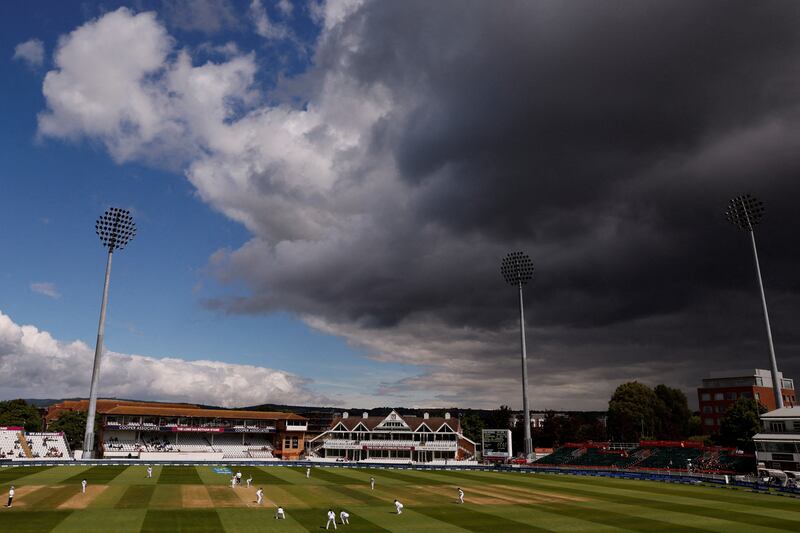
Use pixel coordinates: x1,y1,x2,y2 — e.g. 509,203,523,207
717,398,766,451
687,415,703,437
48,410,88,450
459,413,485,444
607,382,658,441
489,405,512,430
653,384,691,440
0,399,42,432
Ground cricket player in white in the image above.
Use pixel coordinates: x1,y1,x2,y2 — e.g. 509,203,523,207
230,476,236,488
326,509,337,529
340,510,350,525
146,466,153,478
81,479,87,494
275,506,286,519
370,477,375,490
246,475,253,488
6,486,14,508
394,499,403,514
236,471,243,485
256,488,264,505
457,487,464,504
306,467,311,478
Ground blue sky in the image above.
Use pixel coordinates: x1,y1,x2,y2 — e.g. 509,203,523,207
0,0,425,408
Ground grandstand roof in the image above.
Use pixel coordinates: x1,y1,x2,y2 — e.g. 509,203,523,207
102,405,305,421
45,399,203,422
330,413,460,432
761,406,800,419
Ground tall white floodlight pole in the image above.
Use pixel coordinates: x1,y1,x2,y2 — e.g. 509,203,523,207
83,207,136,458
501,251,535,458
725,194,783,409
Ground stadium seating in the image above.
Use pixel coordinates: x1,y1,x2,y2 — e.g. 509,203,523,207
209,434,274,458
28,434,70,459
0,429,22,458
712,453,756,474
534,446,583,465
534,442,738,472
634,446,704,469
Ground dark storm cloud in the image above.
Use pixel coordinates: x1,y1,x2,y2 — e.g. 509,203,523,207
208,0,800,407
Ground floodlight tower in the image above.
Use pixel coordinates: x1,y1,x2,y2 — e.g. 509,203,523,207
83,207,136,458
501,251,535,458
725,194,783,409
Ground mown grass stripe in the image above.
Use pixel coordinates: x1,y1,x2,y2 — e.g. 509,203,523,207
359,468,448,485
288,507,392,532
0,510,72,532
63,465,127,485
140,509,224,533
544,474,800,514
452,471,800,532
0,466,53,483
528,500,714,533
50,508,147,533
33,486,82,509
157,466,203,485
306,467,364,485
414,503,550,532
253,467,292,485
115,484,155,509
329,484,385,505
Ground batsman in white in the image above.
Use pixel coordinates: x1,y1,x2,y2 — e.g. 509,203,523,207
256,487,264,505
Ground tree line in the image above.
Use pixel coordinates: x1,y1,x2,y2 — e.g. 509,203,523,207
461,381,766,454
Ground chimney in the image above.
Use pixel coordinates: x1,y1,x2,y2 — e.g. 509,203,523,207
445,412,451,420
362,412,368,419
342,412,349,419
423,412,429,419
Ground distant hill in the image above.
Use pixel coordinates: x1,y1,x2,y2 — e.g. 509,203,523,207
22,398,604,419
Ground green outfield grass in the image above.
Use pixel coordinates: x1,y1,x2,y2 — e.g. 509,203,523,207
0,465,798,532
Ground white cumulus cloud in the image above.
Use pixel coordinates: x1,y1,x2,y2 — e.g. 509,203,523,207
13,38,44,68
0,310,326,407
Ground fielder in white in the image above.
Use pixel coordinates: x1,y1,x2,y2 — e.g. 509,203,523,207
306,467,311,478
256,488,264,505
326,509,337,529
340,510,350,525
458,487,464,504
275,506,286,519
81,479,87,494
246,475,253,488
370,477,375,490
146,466,153,479
394,499,404,514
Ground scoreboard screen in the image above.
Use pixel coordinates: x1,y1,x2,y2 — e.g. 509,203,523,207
482,429,512,458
